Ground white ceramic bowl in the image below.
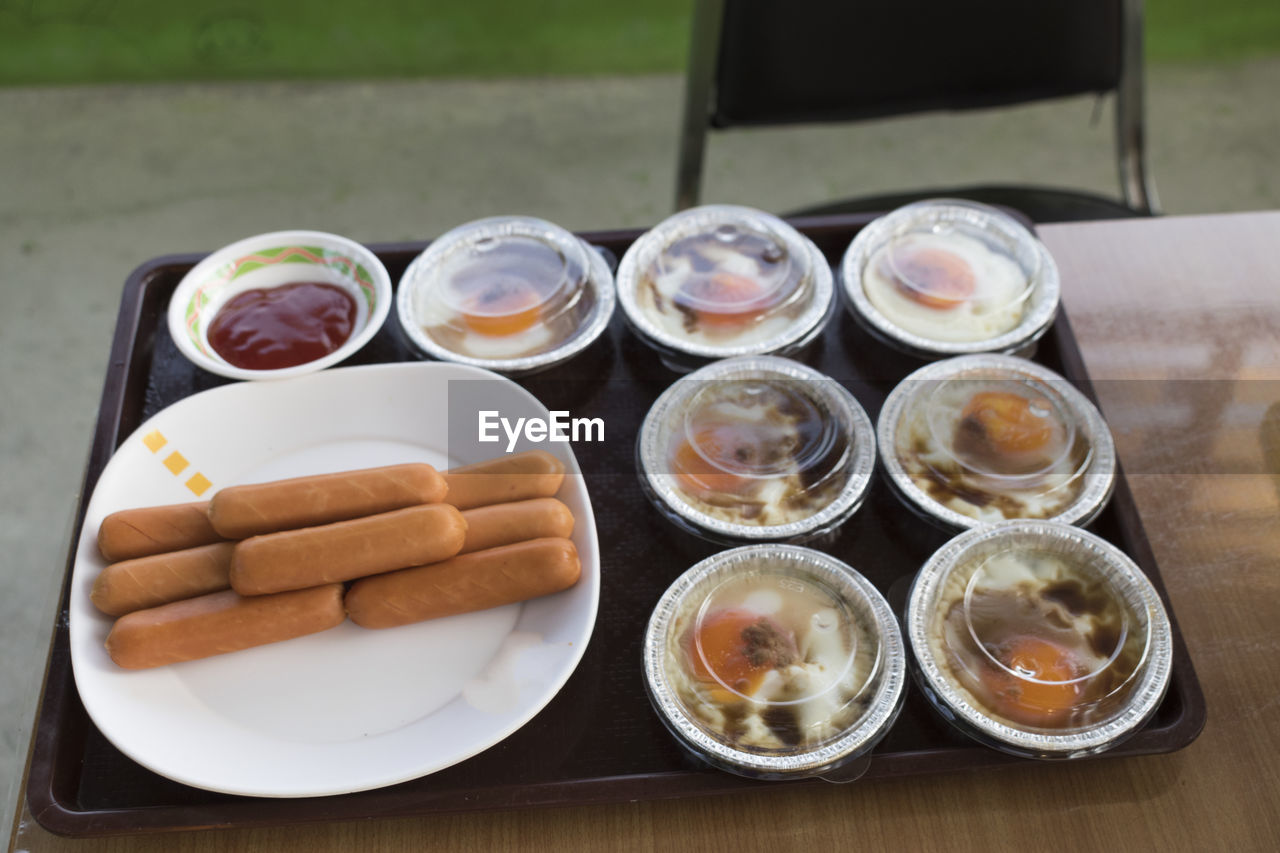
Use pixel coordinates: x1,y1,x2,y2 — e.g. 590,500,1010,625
167,230,392,381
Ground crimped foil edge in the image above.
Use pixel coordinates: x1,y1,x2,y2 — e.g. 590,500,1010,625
396,219,616,376
643,545,907,776
876,353,1117,531
617,205,834,360
839,200,1060,358
905,520,1173,758
638,355,876,542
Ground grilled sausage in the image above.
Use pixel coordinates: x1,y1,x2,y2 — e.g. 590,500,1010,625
459,497,574,554
207,462,447,539
97,501,224,562
345,537,581,629
105,584,345,669
442,450,565,510
229,502,467,595
91,542,235,616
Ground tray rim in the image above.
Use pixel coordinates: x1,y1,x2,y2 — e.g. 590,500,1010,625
25,215,1207,837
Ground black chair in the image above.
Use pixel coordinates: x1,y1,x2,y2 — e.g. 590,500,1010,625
675,0,1159,222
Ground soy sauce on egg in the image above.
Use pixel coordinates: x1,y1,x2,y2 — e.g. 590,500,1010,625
932,547,1143,732
640,224,808,347
667,378,849,526
667,569,872,751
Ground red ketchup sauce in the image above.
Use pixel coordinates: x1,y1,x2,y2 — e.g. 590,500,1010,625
207,281,358,370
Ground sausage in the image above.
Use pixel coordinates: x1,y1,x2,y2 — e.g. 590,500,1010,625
105,584,345,669
459,497,574,554
91,542,235,617
230,503,467,595
345,537,581,629
442,450,566,510
207,462,447,539
97,501,224,562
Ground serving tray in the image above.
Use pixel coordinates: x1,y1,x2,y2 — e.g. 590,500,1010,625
26,214,1206,836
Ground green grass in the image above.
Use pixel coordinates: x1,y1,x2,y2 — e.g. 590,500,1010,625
1147,0,1280,62
0,0,1276,86
0,1,695,85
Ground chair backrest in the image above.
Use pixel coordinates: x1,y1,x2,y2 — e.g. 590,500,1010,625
675,0,1155,212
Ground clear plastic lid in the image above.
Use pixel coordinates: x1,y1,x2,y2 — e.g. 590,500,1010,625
618,206,833,363
877,230,1035,317
644,545,906,778
907,521,1173,757
878,354,1114,530
672,378,845,498
396,216,614,374
684,571,860,712
655,220,799,320
436,234,579,330
840,200,1060,356
924,375,1083,489
639,356,876,542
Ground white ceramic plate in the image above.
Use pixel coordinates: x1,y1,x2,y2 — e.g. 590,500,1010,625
69,362,599,797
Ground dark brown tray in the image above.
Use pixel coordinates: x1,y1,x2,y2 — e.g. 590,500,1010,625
26,214,1206,837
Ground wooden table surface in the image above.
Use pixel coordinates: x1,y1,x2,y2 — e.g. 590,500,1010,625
10,211,1280,852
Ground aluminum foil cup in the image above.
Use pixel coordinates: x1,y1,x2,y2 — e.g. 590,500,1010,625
617,205,834,372
644,545,906,780
638,356,876,544
878,354,1115,532
396,215,615,376
840,199,1060,359
906,521,1173,759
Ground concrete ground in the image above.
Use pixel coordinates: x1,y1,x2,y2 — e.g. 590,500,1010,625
3,57,1279,821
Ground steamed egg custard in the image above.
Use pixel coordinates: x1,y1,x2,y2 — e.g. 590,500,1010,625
415,233,591,360
638,223,810,348
928,547,1144,731
863,231,1031,343
667,570,878,751
667,379,850,526
898,377,1090,523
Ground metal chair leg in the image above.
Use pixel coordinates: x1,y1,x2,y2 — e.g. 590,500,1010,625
1117,0,1160,214
675,0,726,211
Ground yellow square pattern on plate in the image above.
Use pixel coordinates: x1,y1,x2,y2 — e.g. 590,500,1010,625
186,472,212,496
143,430,167,453
163,451,188,475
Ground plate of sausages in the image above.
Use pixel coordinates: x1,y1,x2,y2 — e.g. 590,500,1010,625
68,361,599,797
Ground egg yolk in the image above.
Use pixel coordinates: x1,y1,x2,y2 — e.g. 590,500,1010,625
674,272,771,326
689,608,797,699
980,635,1087,727
672,426,754,496
960,391,1053,454
460,279,543,336
888,246,976,309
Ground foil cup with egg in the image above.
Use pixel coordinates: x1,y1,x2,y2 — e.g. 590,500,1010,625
396,215,615,375
638,356,876,544
644,545,906,780
616,205,834,371
878,354,1115,531
906,520,1173,759
840,199,1060,359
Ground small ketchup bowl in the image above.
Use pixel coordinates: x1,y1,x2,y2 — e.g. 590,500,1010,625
167,230,392,381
